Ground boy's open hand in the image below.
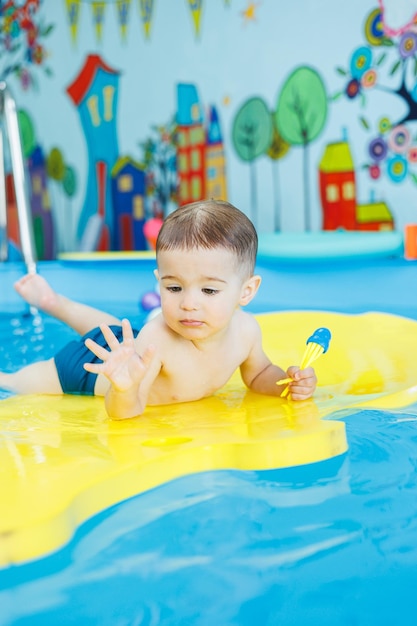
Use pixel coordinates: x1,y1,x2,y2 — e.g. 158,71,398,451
286,365,317,401
84,319,155,392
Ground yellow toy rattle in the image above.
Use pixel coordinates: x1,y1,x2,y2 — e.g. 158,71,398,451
279,327,332,398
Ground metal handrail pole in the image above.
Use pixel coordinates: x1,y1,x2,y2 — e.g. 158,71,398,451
0,81,37,274
0,127,7,261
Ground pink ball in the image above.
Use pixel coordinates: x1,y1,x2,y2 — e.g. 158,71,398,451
143,218,163,250
140,291,161,312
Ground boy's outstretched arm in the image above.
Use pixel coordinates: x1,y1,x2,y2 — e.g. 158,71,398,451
84,319,159,419
239,322,317,401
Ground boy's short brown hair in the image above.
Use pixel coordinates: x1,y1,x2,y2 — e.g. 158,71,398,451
156,200,258,276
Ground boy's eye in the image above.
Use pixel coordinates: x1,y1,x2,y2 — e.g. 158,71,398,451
202,288,219,295
166,286,181,292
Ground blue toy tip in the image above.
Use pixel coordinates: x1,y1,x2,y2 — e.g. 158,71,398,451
306,327,331,353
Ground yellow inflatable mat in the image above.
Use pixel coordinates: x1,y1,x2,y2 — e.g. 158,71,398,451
1,311,417,567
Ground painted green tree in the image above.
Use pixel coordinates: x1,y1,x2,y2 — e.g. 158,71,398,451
267,117,290,231
232,96,272,226
275,66,328,231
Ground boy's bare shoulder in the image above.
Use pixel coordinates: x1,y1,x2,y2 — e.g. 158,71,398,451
236,309,261,332
134,314,172,345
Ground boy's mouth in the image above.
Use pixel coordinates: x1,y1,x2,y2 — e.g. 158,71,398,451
180,319,203,327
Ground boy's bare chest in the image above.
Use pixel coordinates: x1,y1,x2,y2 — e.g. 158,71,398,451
152,339,248,403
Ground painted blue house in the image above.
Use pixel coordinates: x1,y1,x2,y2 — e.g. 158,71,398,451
66,54,120,250
111,156,147,250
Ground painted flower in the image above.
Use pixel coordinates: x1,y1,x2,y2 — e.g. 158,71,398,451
346,78,361,99
368,137,387,162
388,125,411,154
4,16,20,38
399,32,417,59
361,69,377,89
386,155,408,183
408,146,417,163
364,8,384,47
369,163,381,180
378,117,391,134
0,0,52,86
350,46,372,79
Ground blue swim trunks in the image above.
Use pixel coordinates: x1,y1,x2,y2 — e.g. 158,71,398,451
54,325,140,396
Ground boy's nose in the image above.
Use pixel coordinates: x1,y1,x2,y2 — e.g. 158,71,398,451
180,292,198,310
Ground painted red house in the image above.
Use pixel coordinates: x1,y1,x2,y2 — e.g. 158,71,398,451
176,84,206,205
319,140,394,231
356,202,394,231
319,141,357,230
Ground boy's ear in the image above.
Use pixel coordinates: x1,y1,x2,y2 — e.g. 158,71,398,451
239,274,262,307
153,269,159,281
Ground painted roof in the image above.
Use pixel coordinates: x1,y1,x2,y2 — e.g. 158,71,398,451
356,202,393,223
66,54,120,105
177,83,203,125
207,105,222,144
320,142,354,173
111,155,145,176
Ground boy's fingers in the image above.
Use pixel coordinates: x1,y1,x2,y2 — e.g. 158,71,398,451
287,365,316,382
286,365,300,380
121,318,134,342
99,324,121,350
85,337,109,360
83,362,101,373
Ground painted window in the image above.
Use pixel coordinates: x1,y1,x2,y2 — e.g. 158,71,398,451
190,127,204,145
178,154,188,172
191,176,201,199
180,179,189,198
190,149,201,170
87,95,100,126
118,174,133,192
190,103,201,122
177,131,187,148
103,86,115,121
326,184,339,202
342,181,355,200
134,195,144,219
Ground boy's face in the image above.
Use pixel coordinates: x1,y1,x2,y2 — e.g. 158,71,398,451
155,247,260,341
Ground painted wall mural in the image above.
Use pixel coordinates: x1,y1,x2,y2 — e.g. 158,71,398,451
64,58,227,251
3,0,417,257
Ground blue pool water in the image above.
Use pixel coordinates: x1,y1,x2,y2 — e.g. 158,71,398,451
1,258,417,625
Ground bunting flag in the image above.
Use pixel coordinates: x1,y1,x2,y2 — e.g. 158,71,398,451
116,0,131,40
187,0,203,37
63,0,232,43
65,0,81,44
91,1,106,41
139,0,154,39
